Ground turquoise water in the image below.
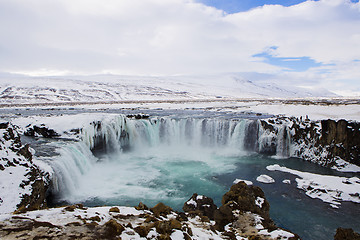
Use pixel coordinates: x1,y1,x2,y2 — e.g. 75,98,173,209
217,155,360,240
53,146,360,240
47,115,360,240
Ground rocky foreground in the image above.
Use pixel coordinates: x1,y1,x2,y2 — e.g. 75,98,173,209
0,181,299,240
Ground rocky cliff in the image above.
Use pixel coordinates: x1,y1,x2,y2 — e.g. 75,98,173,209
253,117,360,170
0,122,49,214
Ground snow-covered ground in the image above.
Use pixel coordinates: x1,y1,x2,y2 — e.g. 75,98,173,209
267,164,360,208
0,204,296,240
0,73,359,122
0,73,336,104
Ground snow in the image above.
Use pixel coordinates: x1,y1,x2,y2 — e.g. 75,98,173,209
233,179,253,185
258,229,295,239
0,165,30,214
255,197,265,208
256,175,275,184
196,195,204,200
282,179,291,184
0,74,336,105
252,213,295,239
1,74,359,123
0,126,35,214
331,159,360,173
170,230,185,240
186,199,197,207
12,113,115,139
250,103,360,121
267,164,360,206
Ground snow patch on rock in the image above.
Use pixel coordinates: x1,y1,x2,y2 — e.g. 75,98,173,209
233,178,253,185
256,175,275,184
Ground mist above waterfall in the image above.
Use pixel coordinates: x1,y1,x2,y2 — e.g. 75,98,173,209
45,114,298,210
49,115,251,207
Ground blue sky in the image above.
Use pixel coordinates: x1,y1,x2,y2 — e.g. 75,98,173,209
197,0,317,71
0,0,359,95
197,0,359,73
253,47,323,72
197,0,359,13
197,0,311,13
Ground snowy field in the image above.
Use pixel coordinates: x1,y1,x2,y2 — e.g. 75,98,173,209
0,74,359,122
0,73,337,104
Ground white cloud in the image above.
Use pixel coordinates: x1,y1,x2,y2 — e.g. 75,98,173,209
0,0,359,94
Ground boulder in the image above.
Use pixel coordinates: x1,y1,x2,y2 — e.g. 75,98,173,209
183,193,217,220
215,181,275,230
150,202,173,217
334,228,360,240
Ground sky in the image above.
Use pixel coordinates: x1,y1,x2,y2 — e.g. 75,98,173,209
0,0,359,96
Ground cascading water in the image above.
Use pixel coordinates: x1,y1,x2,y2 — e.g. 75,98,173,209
276,125,291,158
48,115,297,209
32,113,360,240
48,115,252,207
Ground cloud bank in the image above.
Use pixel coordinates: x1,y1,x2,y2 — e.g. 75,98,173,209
0,0,359,95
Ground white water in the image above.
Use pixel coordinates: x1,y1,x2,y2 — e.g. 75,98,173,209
33,114,360,240
49,115,290,206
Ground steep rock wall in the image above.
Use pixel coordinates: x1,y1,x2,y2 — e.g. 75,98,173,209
0,122,49,213
258,117,360,168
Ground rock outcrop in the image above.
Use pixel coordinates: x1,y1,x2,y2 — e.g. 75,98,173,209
253,117,360,169
218,181,274,230
0,182,299,240
0,122,48,214
183,193,217,220
24,124,60,138
334,227,360,240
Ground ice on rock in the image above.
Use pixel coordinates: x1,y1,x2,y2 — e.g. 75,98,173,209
256,174,275,184
233,178,253,185
282,179,291,184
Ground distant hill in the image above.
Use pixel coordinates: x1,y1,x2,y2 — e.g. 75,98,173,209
0,73,337,105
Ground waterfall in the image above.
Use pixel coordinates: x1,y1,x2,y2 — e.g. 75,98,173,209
276,125,291,158
50,141,97,198
82,116,248,154
47,115,294,203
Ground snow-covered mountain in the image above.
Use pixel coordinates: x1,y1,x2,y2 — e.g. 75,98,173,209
0,73,336,105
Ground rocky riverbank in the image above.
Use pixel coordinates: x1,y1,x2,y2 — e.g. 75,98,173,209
0,122,49,214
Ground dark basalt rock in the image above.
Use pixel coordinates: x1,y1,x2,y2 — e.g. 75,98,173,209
126,114,149,119
24,125,60,138
320,119,360,166
334,227,360,240
0,122,9,129
183,193,217,220
257,117,360,168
